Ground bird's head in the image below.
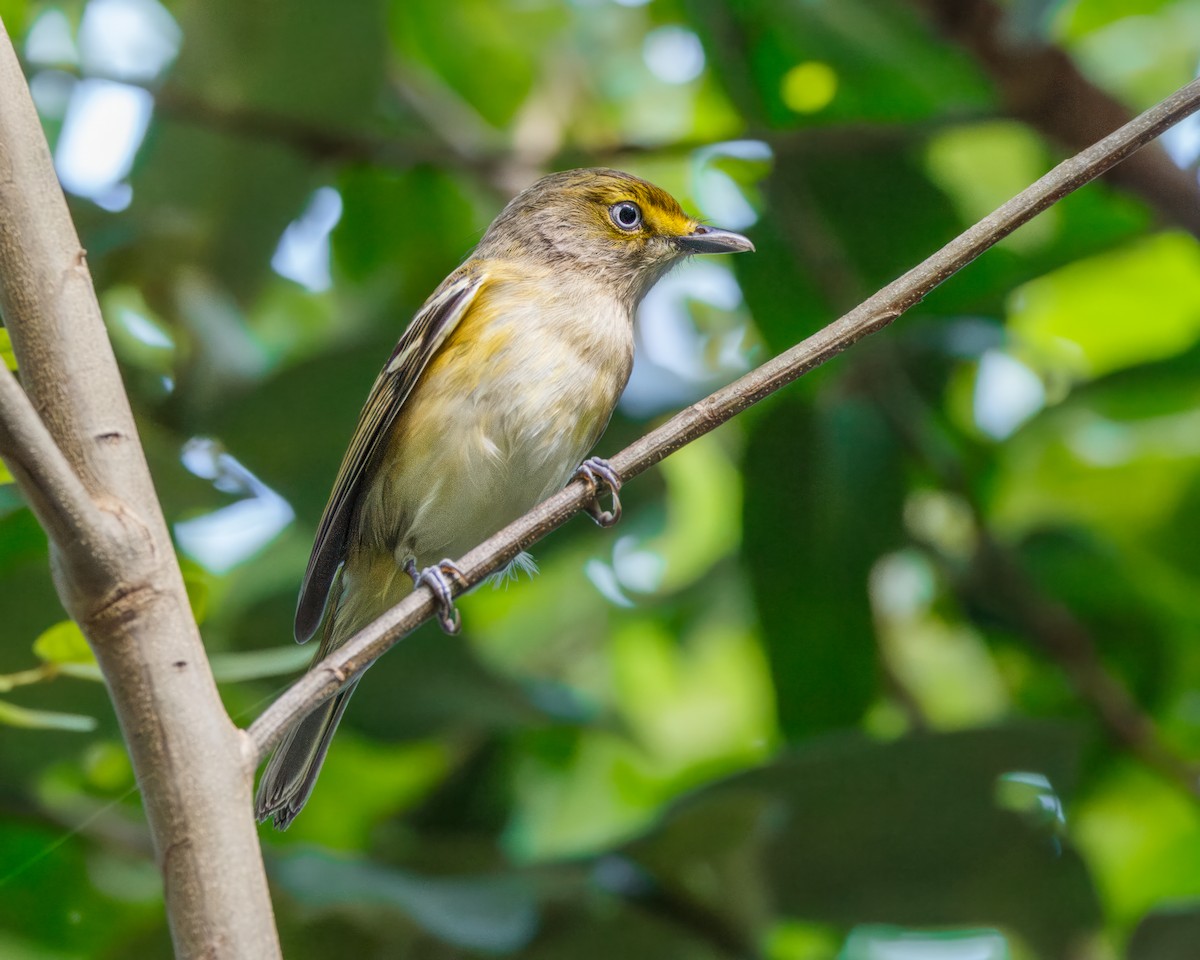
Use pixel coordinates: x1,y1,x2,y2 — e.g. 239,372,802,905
476,168,754,305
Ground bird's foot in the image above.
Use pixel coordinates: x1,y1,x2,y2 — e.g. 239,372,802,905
574,457,622,528
405,558,469,634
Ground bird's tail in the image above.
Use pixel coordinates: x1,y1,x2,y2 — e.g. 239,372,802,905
255,568,364,829
256,556,410,828
253,677,359,829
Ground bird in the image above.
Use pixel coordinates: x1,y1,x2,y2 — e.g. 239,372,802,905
254,167,754,828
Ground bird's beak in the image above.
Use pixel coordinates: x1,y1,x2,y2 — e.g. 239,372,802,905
675,225,755,255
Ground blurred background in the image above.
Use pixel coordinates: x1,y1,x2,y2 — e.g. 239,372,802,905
2,0,1200,957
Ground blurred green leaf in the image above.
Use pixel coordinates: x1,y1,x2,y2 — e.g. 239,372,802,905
1055,0,1179,37
742,392,903,738
839,926,1011,960
0,698,96,732
692,0,992,127
7,1,1200,955
389,0,566,129
0,501,45,571
1010,232,1200,380
121,0,392,303
32,621,95,666
1014,528,1168,705
1072,765,1200,928
209,645,310,683
1129,905,1200,960
0,820,153,953
518,881,727,960
800,146,964,294
349,624,552,741
267,737,452,850
334,165,488,302
0,327,16,370
272,850,538,951
1071,340,1200,422
82,740,135,793
0,1,27,38
926,121,1057,253
209,343,384,524
636,434,742,594
991,401,1200,539
628,724,1098,956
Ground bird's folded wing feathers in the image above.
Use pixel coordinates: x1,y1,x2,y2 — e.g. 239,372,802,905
293,268,486,643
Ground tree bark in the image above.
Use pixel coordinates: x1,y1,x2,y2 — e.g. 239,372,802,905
0,21,280,960
2,2,1199,950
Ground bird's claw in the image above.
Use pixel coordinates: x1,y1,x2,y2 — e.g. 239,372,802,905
575,457,622,528
406,558,468,634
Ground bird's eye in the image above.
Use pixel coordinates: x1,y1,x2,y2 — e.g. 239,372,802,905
610,201,643,231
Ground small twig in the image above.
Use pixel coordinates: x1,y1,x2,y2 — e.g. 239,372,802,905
247,77,1200,764
0,662,57,692
0,366,108,553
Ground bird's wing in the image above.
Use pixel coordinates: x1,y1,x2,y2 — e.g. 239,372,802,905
294,268,486,643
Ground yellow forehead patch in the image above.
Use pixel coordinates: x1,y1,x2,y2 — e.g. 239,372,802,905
579,170,697,238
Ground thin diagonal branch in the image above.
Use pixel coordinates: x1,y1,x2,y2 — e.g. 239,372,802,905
0,364,106,549
247,76,1200,764
909,0,1200,238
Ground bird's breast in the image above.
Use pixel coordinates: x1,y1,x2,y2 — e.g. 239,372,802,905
365,278,634,564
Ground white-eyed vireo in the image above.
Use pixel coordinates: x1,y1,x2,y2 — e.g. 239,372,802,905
255,167,753,828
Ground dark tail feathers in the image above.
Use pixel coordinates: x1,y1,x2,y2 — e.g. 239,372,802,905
254,681,359,829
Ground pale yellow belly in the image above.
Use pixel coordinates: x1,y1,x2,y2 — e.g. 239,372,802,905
356,294,632,570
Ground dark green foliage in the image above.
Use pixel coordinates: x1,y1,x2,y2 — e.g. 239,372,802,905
4,0,1200,957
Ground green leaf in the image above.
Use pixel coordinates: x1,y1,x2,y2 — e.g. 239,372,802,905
1129,906,1200,960
271,851,538,951
626,725,1098,958
0,698,97,732
126,0,391,302
0,327,15,371
180,560,211,625
1055,0,1178,37
742,392,904,738
209,342,387,525
518,877,729,960
0,1,27,37
388,0,566,128
926,121,1057,254
692,0,992,127
208,646,310,683
334,166,485,299
840,926,1010,960
740,145,964,357
1009,232,1200,380
1069,340,1200,422
1016,528,1168,706
32,621,96,666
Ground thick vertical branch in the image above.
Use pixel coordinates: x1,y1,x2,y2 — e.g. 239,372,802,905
0,21,280,960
